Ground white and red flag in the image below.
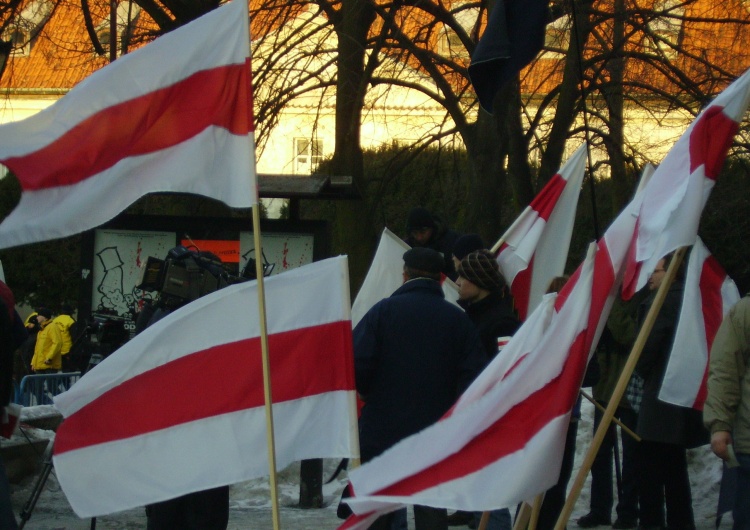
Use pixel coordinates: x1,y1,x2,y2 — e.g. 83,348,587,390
339,196,642,529
658,237,740,410
496,144,586,320
351,228,459,327
0,0,257,250
52,256,358,518
622,67,750,297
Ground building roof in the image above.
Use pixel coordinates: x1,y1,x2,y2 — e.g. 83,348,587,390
1,0,749,103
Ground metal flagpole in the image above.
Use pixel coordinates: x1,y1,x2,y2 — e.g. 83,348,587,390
553,246,688,530
251,204,282,530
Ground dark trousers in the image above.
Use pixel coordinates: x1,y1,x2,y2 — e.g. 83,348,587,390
368,505,447,530
146,486,229,530
637,440,693,529
734,453,750,530
537,419,579,530
589,406,639,522
0,455,18,530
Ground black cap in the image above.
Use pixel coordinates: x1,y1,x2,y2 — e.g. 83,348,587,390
452,234,485,260
36,307,53,319
403,247,443,274
406,207,435,231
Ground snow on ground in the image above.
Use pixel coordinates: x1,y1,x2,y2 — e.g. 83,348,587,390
5,400,733,529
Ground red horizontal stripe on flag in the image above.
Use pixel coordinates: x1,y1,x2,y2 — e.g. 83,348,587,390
4,61,253,192
377,331,588,497
54,320,354,455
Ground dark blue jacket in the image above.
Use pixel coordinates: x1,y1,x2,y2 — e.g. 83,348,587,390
354,278,487,461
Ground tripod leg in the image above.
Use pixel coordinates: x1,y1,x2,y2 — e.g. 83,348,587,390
18,441,54,530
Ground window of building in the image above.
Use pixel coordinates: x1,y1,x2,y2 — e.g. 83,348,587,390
294,138,323,175
93,1,141,57
544,15,571,55
645,0,684,58
9,28,30,56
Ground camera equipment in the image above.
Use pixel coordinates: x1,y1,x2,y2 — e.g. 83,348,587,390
18,439,98,529
82,315,130,372
138,245,244,304
240,257,275,280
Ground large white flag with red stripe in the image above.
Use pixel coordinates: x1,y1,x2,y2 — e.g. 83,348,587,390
0,0,257,250
496,145,586,320
658,238,740,410
622,68,750,297
52,257,358,518
339,197,641,528
351,228,459,327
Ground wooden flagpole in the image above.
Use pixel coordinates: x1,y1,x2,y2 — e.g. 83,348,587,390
552,246,688,530
528,493,544,530
251,204,282,530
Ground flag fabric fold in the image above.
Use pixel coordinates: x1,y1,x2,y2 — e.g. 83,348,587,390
351,228,459,328
53,256,358,518
0,0,257,250
496,144,586,320
622,68,750,297
468,0,550,112
658,237,740,410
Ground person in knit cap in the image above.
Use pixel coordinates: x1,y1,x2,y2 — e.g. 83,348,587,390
456,250,520,360
404,207,461,281
452,250,520,530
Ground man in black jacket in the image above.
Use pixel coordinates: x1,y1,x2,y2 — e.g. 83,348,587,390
354,247,487,530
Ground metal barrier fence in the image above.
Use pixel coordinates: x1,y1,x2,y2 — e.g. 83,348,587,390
14,372,81,406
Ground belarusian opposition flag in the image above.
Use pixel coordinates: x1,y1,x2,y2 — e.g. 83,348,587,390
53,257,358,518
351,228,459,327
339,194,642,528
496,144,586,320
0,0,257,250
622,67,750,297
658,238,740,410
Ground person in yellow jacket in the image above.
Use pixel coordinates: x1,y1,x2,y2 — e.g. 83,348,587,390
30,308,63,373
53,305,75,370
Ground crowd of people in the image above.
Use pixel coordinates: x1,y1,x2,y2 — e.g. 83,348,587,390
1,206,748,530
352,207,749,530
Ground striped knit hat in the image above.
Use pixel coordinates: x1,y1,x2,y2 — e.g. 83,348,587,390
457,250,505,291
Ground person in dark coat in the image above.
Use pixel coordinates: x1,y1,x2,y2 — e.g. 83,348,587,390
354,247,487,530
453,250,520,530
635,253,708,530
404,207,461,281
456,250,520,360
1,281,27,530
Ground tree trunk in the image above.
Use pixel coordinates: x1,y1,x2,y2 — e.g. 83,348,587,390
330,0,376,295
538,0,596,184
602,0,630,217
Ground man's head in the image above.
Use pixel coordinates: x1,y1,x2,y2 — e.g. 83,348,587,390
456,250,505,304
406,207,436,247
403,247,443,282
648,252,685,291
36,307,53,324
452,234,485,271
